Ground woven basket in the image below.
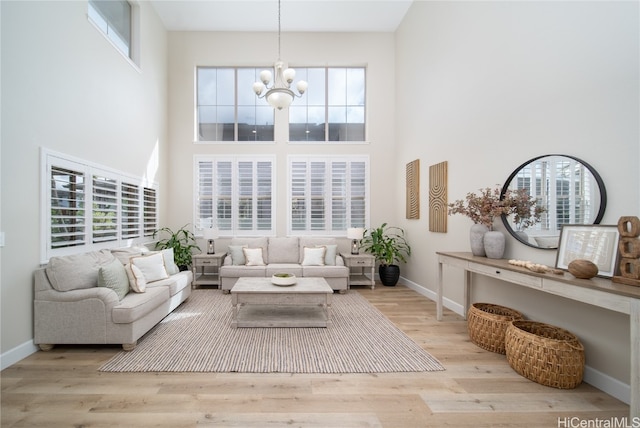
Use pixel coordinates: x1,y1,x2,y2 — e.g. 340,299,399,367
505,320,585,389
467,303,524,354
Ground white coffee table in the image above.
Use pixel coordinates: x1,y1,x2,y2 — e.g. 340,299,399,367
230,277,333,328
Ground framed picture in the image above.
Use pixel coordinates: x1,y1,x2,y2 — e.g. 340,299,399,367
555,225,620,278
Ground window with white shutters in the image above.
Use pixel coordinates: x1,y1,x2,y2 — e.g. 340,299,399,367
195,156,275,236
121,182,140,239
288,156,369,235
50,166,86,249
42,149,158,261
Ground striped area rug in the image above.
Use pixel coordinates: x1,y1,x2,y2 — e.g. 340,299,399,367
99,289,444,373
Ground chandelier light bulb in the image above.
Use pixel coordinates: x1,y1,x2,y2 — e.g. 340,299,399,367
283,68,296,84
259,70,272,85
296,80,308,94
253,81,265,96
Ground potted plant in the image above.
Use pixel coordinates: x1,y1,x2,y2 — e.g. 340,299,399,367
153,224,201,270
360,223,411,286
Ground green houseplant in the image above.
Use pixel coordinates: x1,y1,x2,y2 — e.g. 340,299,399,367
153,224,200,270
360,223,411,286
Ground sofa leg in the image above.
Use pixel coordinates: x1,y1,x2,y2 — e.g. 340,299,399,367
339,289,347,294
122,341,137,351
38,344,54,351
223,290,230,294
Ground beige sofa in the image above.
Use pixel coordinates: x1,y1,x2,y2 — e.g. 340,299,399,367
34,247,192,351
220,237,349,293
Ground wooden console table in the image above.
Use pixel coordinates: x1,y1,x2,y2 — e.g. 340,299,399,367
436,251,640,418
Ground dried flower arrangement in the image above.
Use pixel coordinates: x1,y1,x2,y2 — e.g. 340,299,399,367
448,186,545,231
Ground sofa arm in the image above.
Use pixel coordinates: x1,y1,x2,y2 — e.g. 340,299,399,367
35,286,120,305
336,255,345,266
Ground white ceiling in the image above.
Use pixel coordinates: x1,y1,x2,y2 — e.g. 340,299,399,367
149,0,414,33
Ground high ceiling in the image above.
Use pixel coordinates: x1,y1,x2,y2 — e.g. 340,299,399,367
149,0,414,33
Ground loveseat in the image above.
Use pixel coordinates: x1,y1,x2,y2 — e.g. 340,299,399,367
219,237,349,293
34,246,192,351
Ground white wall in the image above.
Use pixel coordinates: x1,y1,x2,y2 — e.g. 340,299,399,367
395,1,639,401
166,31,397,245
0,1,168,364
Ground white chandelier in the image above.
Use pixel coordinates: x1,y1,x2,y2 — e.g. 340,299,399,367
252,0,307,110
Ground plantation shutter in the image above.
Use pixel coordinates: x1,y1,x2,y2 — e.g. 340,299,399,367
216,160,232,231
143,187,157,236
256,161,272,231
92,174,119,244
288,156,368,235
121,182,140,239
50,166,86,249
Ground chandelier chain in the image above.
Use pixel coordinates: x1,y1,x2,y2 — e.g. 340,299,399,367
277,0,281,60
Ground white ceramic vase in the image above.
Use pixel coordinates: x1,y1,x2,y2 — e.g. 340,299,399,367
484,230,505,259
470,224,489,257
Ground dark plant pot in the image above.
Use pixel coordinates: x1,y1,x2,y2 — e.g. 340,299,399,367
379,264,400,287
178,265,189,272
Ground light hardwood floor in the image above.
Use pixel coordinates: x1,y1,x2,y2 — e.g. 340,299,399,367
1,284,630,427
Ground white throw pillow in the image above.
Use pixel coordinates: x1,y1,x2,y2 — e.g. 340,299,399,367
161,248,180,275
125,263,147,293
302,246,326,266
130,252,169,283
243,247,265,266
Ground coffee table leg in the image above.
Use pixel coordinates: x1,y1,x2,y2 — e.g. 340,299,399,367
231,294,238,328
326,295,332,327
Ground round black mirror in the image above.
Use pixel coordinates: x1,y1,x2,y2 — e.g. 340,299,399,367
500,154,607,249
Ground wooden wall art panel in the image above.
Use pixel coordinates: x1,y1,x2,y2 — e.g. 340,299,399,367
406,159,420,219
429,161,448,233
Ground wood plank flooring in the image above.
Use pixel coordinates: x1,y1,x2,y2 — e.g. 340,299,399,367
1,284,630,427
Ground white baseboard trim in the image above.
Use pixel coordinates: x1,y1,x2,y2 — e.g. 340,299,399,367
399,276,631,406
1,340,38,371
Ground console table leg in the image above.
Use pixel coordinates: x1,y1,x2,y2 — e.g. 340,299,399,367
463,270,472,320
437,261,443,321
631,300,639,418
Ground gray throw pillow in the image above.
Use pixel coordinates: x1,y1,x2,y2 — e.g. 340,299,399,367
228,245,247,265
98,258,130,300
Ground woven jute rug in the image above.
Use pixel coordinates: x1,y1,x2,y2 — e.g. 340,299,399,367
99,289,444,373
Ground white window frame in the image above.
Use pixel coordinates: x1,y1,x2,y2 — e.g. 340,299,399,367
194,155,276,237
41,148,158,262
87,0,141,70
287,155,369,236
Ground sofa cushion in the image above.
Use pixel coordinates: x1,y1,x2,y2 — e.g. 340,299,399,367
268,237,299,264
98,258,130,300
111,286,170,324
146,271,191,296
46,249,115,292
302,265,349,278
131,253,169,283
228,245,247,265
266,264,303,277
220,265,267,277
125,263,146,293
110,246,149,265
243,247,266,266
301,246,326,266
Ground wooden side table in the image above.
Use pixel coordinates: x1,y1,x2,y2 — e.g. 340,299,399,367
191,253,226,289
340,253,375,290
